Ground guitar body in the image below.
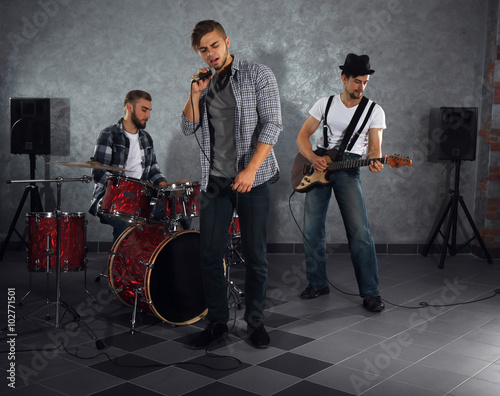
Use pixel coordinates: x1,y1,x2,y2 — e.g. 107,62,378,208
291,149,339,193
291,149,412,193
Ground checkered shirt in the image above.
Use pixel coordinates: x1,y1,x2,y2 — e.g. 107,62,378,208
88,118,167,216
181,56,282,191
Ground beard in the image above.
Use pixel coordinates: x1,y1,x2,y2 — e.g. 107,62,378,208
346,88,363,100
131,109,147,129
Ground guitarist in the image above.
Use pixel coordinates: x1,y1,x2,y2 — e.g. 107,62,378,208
296,53,386,312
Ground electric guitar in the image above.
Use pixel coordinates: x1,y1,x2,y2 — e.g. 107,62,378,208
291,149,412,193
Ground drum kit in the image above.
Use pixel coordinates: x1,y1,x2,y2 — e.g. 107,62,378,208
7,159,243,331
99,175,204,330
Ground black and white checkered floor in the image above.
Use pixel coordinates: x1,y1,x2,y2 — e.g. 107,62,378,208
1,250,499,395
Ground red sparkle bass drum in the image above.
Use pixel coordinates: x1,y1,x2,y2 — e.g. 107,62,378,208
108,225,206,325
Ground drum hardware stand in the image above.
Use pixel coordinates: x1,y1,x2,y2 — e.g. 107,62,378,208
225,219,245,310
8,175,93,327
0,154,44,261
423,160,493,268
130,287,145,334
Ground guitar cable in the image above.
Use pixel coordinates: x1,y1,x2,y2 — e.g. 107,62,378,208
288,180,500,310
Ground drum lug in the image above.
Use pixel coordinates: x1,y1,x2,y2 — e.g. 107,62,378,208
109,250,122,258
139,261,153,269
142,299,153,307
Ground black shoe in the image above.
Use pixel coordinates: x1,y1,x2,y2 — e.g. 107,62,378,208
300,285,330,299
189,322,228,349
363,296,385,312
247,322,270,349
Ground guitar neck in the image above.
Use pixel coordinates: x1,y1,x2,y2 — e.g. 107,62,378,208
328,156,386,171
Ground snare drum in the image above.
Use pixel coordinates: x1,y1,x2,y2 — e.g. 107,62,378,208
108,225,206,325
99,176,156,224
26,212,87,272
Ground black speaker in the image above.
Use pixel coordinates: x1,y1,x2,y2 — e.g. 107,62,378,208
10,98,51,155
438,107,477,161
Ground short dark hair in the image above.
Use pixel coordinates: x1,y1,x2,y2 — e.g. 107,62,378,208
191,20,227,52
342,71,364,79
124,90,152,107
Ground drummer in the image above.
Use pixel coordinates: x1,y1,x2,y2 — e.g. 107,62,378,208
89,90,168,241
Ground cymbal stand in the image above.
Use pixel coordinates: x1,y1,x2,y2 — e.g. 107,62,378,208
9,175,92,327
225,216,245,310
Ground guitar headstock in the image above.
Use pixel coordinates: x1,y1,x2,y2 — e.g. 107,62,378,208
386,154,412,168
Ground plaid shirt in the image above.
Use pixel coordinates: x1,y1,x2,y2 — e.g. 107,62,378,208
88,118,167,215
181,56,282,191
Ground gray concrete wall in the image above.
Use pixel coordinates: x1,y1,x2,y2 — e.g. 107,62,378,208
0,0,489,246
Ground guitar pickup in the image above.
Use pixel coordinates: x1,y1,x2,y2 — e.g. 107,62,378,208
303,164,313,175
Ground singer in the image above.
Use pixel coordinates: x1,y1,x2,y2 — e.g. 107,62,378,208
181,20,282,349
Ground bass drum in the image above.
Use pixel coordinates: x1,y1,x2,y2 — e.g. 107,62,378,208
108,225,206,325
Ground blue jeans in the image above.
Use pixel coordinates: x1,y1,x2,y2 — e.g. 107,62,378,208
200,176,270,325
98,214,130,242
303,153,380,298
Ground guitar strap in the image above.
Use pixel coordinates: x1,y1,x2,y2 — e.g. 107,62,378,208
322,95,334,148
318,95,376,157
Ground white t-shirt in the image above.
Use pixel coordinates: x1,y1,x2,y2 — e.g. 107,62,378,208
309,95,386,156
124,131,143,179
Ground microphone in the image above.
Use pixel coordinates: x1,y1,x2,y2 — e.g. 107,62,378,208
192,68,215,83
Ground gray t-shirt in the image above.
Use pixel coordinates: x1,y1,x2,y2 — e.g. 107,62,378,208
206,71,237,178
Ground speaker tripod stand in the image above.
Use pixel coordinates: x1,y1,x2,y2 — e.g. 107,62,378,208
0,154,43,261
423,160,493,268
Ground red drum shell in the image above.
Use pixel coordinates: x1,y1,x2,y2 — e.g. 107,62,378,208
228,215,241,236
156,181,201,222
99,176,156,224
108,225,206,325
26,212,87,272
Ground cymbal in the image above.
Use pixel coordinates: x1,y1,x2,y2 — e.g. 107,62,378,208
48,161,130,172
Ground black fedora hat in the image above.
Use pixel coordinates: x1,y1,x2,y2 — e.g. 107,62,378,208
339,53,375,75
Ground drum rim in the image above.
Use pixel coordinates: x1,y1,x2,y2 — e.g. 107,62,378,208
107,175,154,186
161,180,200,191
27,212,87,218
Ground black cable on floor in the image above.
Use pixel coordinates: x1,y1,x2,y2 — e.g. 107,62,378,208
289,190,500,309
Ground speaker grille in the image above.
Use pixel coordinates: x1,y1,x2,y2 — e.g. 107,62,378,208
10,98,51,155
438,107,477,161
